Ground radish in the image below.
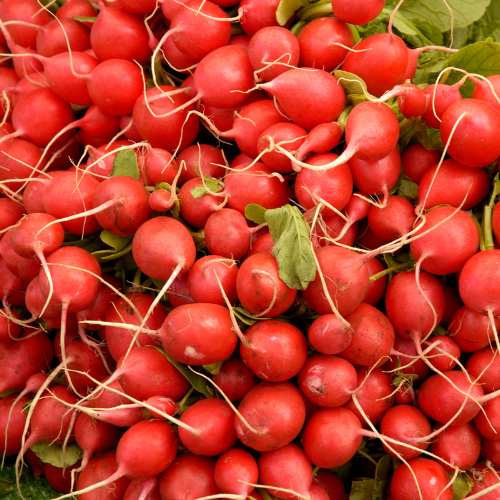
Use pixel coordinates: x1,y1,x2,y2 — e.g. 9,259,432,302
367,195,416,242
295,122,343,162
214,448,258,497
0,394,30,458
307,314,352,355
0,309,21,343
238,0,293,36
297,17,354,73
332,0,385,25
176,144,226,185
0,230,40,283
421,82,463,129
401,143,441,184
466,347,500,394
124,478,161,500
397,83,428,118
35,18,91,57
213,357,260,402
473,396,500,441
0,198,25,232
472,74,500,113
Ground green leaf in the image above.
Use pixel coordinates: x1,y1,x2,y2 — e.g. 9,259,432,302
30,442,83,468
190,178,223,199
111,150,140,180
72,16,97,23
153,347,214,398
99,230,132,252
203,361,224,375
349,479,375,500
275,0,309,26
452,472,473,500
334,71,372,98
399,0,491,32
265,204,316,290
397,175,420,203
245,204,267,224
371,455,393,500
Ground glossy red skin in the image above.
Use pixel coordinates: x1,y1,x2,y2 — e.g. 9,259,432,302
401,143,441,184
213,357,260,402
466,348,500,394
166,273,194,308
0,199,25,232
204,208,253,260
0,309,21,343
93,176,153,237
441,99,500,168
418,371,484,425
76,451,131,500
303,246,369,316
176,144,226,185
261,69,345,131
236,253,297,317
313,214,358,248
428,422,481,472
159,303,237,365
296,153,353,215
459,249,500,316
75,413,124,470
421,83,462,129
348,147,401,197
116,346,190,402
339,303,395,368
296,122,343,161
86,140,141,180
383,336,430,383
0,256,26,306
368,195,416,241
303,407,363,469
481,438,500,467
162,35,201,74
0,394,30,456
298,354,357,407
188,255,239,306
422,336,461,372
214,448,258,496
307,314,352,355
234,381,306,452
240,319,308,382
246,232,274,258
474,396,500,441
363,257,387,306
314,470,347,500
332,0,384,24
141,146,178,186
440,283,463,328
44,460,82,494
159,454,220,500
343,367,394,427
467,463,500,500
104,293,166,362
380,405,431,460
257,122,306,173
179,399,237,456
297,17,353,73
258,444,313,500
397,83,427,118
178,178,224,228
389,457,453,500
224,161,290,215
473,74,500,113
0,231,40,282
36,18,90,57
248,27,300,82
239,0,293,36
124,478,161,500
343,34,408,97
447,306,499,352
132,216,196,281
133,85,199,153
417,159,490,211
385,270,445,340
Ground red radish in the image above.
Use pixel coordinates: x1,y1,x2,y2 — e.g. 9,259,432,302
363,257,387,306
158,303,237,365
159,454,220,500
0,309,21,343
295,122,343,162
474,396,500,441
161,35,201,74
313,471,347,500
440,283,463,328
236,253,297,317
467,463,500,500
0,256,27,307
302,246,370,316
342,34,408,97
0,198,25,232
145,396,178,419
238,0,293,37
86,140,142,180
466,348,500,393
178,398,237,456
114,346,190,402
123,478,161,500
44,461,82,494
397,83,428,118
0,394,30,457
246,232,274,257
339,302,395,368
383,336,430,383
240,319,308,382
35,18,91,57
332,0,385,25
166,274,194,308
214,448,258,496
248,27,300,81
417,158,490,211
213,357,260,402
56,0,98,27
401,143,441,184
404,46,458,81
0,230,40,282
418,370,484,425
120,115,142,142
307,314,352,355
117,0,157,13
472,74,500,113
258,444,313,500
343,367,395,427
311,212,359,248
295,153,353,214
421,82,462,129
132,85,199,153
0,330,53,393
141,144,178,186
176,144,226,185
234,381,306,451
367,195,416,242
440,99,500,169
188,255,238,306
104,293,166,363
389,457,453,500
297,17,354,73
428,422,481,472
258,68,345,131
224,162,290,214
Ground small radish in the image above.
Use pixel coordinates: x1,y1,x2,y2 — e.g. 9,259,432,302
332,0,385,25
307,314,353,355
214,448,258,497
238,0,294,36
176,144,226,185
213,357,260,402
397,83,428,118
421,82,462,129
401,143,441,184
295,122,343,162
367,195,416,242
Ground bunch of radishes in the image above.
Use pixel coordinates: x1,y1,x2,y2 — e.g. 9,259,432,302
2,0,500,498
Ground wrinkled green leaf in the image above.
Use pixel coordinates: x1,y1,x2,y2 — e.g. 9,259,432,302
265,205,316,290
334,71,372,98
30,442,83,468
111,150,140,180
397,176,420,202
245,204,267,225
349,479,375,500
190,178,223,199
233,307,258,326
99,230,132,252
452,472,474,500
275,0,309,26
153,347,214,398
399,0,490,32
371,455,393,500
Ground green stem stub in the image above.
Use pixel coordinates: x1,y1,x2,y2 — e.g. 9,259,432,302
483,173,500,250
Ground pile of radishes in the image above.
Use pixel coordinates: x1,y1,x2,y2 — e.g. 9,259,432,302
2,0,500,498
